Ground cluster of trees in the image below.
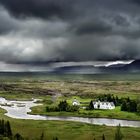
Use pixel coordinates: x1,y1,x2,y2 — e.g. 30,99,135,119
0,119,12,138
121,97,138,112
97,94,140,114
46,100,79,112
97,94,120,106
88,94,140,114
0,120,59,140
0,119,24,140
87,94,120,110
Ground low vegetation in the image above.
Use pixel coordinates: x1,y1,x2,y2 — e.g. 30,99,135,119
0,117,138,140
46,100,79,112
31,94,140,121
0,75,140,139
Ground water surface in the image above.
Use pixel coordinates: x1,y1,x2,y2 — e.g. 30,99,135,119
1,98,140,128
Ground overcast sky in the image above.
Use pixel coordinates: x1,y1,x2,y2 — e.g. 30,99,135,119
0,0,139,71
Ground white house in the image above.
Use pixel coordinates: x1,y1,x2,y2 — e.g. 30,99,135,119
72,99,80,106
93,101,115,110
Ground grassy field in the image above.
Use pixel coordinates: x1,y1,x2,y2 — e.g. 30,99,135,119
0,73,140,139
0,75,140,120
0,108,140,140
31,103,140,121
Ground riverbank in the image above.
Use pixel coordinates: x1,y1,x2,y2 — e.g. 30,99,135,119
30,104,140,121
0,77,140,140
0,108,140,140
0,97,140,128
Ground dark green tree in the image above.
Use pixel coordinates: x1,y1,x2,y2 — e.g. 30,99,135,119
58,100,68,111
129,101,137,112
89,100,94,110
137,103,140,113
121,99,137,112
6,121,12,137
126,102,130,112
14,133,23,140
1,119,5,135
121,101,127,111
114,124,123,140
40,132,44,140
107,94,112,102
126,97,130,102
53,137,58,140
102,134,105,140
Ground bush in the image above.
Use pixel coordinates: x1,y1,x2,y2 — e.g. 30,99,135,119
137,103,140,114
88,100,94,110
46,100,79,112
121,99,137,112
97,94,120,106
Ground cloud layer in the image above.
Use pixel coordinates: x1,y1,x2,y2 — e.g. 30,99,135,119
0,0,139,70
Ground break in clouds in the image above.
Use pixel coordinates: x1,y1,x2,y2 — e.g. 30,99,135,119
0,0,140,70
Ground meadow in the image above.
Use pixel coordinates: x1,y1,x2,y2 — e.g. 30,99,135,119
0,108,140,140
0,73,140,139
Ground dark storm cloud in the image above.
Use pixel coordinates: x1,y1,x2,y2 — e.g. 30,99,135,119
0,0,74,19
75,20,112,35
0,0,140,66
0,0,132,20
112,15,130,27
0,7,20,34
57,35,140,61
130,0,140,4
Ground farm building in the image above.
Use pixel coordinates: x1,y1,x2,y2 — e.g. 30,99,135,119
72,99,80,106
93,101,115,110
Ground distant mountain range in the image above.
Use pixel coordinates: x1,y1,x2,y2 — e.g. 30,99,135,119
52,60,140,74
124,60,140,69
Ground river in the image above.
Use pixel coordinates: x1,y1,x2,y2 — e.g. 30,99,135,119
0,98,140,128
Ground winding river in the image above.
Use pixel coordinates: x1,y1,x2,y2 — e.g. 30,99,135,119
1,98,140,128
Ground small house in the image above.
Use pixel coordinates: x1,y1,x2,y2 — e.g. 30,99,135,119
72,99,80,106
93,101,115,110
